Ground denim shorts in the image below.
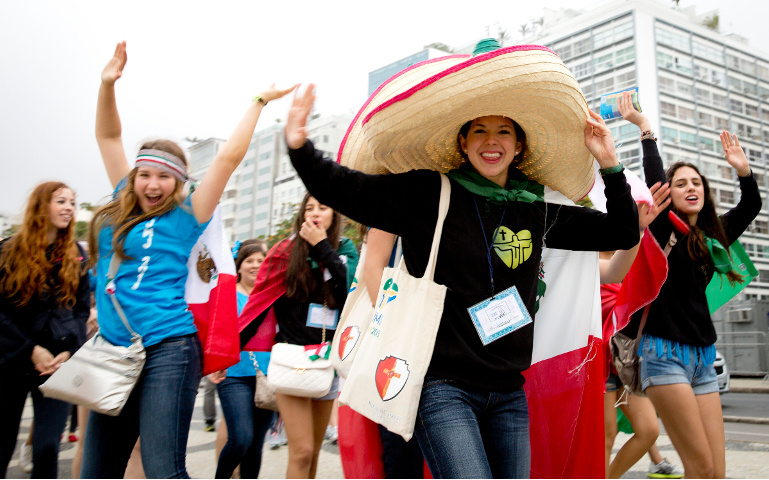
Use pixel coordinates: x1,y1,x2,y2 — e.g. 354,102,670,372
316,376,340,401
640,335,718,395
605,373,622,392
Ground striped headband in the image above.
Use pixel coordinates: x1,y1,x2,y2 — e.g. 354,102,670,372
135,149,188,181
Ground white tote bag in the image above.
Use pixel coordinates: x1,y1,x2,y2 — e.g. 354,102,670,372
339,174,449,441
331,243,373,378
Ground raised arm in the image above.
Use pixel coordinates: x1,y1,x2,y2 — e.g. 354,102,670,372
599,182,671,283
719,131,762,242
190,83,297,224
96,41,131,189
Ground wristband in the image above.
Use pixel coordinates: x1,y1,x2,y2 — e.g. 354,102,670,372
640,130,657,141
599,163,624,176
252,95,268,106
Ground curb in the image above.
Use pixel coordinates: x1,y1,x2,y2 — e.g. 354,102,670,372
723,415,769,425
729,386,769,394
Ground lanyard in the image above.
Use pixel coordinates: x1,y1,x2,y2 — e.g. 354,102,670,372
473,197,507,299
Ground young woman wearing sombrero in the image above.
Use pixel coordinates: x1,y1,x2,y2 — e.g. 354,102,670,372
280,41,642,478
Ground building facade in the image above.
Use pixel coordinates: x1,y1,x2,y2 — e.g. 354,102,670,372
532,0,769,301
188,114,352,244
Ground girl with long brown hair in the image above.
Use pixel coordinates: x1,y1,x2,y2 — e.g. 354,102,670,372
0,181,90,478
619,92,761,478
79,41,295,478
239,193,359,478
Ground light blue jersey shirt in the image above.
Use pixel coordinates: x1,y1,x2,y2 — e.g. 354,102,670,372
227,292,270,377
95,196,210,347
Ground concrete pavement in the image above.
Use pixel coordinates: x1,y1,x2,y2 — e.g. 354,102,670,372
5,380,769,478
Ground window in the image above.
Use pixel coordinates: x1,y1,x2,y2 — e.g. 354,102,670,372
714,116,729,130
240,172,253,182
615,71,635,90
257,181,270,191
572,61,590,78
720,189,735,204
697,112,713,127
755,220,769,234
238,203,251,211
677,81,693,99
574,38,591,56
660,101,677,117
746,104,759,118
241,186,252,196
594,77,615,96
256,196,269,205
678,106,695,123
260,135,273,145
238,217,251,226
258,166,271,176
615,46,634,64
659,76,675,94
323,135,329,143
720,165,733,180
712,93,728,109
255,213,268,221
259,152,271,160
698,136,714,151
695,88,710,104
729,99,744,114
679,131,697,148
662,127,678,143
594,53,614,73
657,52,674,70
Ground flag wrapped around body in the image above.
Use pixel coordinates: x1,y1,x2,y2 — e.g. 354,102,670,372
184,206,240,376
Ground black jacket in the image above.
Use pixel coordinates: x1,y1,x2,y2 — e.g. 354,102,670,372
0,238,90,377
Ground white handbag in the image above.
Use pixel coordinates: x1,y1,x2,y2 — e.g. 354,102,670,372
40,254,145,416
339,174,450,441
267,343,334,398
331,242,374,378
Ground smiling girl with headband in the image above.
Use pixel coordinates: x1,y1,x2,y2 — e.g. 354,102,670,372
80,41,295,478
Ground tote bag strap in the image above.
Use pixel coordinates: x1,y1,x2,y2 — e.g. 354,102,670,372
423,174,451,281
107,253,141,341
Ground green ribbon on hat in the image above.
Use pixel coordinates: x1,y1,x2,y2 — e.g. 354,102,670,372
704,236,733,275
473,38,502,56
446,163,544,204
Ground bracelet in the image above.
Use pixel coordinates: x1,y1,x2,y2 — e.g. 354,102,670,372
640,130,657,141
599,163,624,176
252,95,268,106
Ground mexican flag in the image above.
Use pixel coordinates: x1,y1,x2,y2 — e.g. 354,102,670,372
185,206,240,376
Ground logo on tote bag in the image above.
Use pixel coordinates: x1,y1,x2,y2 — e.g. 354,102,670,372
349,277,358,293
339,326,361,360
376,356,410,401
377,279,399,309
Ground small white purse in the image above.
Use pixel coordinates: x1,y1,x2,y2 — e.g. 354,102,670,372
267,343,334,398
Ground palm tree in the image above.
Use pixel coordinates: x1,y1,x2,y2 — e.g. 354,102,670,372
519,23,530,39
533,16,545,34
497,27,511,46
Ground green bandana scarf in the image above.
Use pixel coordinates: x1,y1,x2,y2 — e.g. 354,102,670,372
704,236,732,274
445,163,545,204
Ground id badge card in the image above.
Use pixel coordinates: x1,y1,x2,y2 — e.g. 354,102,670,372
306,303,339,329
467,285,533,346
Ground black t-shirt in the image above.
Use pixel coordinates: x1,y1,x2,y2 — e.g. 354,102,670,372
290,140,639,391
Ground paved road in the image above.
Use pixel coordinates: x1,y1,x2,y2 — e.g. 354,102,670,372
5,391,769,478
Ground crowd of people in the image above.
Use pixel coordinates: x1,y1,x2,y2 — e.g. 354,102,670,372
0,38,759,479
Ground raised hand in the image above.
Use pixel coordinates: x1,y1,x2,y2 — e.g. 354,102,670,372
584,109,618,168
720,131,751,177
299,219,327,247
101,41,127,86
259,83,299,104
285,84,316,150
618,91,651,132
639,181,671,229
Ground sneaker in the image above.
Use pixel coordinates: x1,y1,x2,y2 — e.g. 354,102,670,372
203,422,216,432
68,433,78,443
19,442,32,473
325,425,338,444
648,458,684,479
268,431,282,449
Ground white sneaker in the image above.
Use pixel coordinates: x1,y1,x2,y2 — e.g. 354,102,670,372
647,458,684,479
19,442,32,473
325,425,338,444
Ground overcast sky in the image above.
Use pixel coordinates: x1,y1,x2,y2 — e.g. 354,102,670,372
1,0,768,216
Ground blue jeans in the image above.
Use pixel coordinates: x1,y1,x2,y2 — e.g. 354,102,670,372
215,376,274,479
80,333,202,479
0,373,70,479
414,377,530,479
640,335,719,395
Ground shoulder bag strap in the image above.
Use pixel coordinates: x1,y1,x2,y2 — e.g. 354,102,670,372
107,253,141,340
635,231,678,341
422,174,451,281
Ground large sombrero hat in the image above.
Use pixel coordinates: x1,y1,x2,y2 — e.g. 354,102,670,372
339,41,595,201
